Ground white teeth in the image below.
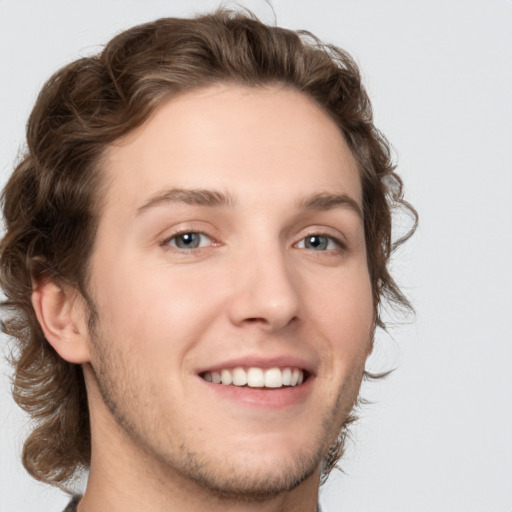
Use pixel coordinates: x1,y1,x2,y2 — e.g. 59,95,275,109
202,367,305,388
232,367,247,386
247,368,265,387
282,368,292,386
221,369,232,385
264,368,282,388
290,368,299,386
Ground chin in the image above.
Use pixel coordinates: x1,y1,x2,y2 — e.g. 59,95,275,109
169,446,323,501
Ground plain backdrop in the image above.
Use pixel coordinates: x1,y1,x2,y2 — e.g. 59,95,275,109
1,1,511,511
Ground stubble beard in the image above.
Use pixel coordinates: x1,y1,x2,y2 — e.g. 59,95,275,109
87,317,364,502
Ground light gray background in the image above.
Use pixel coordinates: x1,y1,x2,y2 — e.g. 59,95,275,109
1,1,511,511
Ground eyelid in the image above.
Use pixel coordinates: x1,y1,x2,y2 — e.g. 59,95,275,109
160,228,218,251
295,228,347,249
295,234,344,250
157,224,347,253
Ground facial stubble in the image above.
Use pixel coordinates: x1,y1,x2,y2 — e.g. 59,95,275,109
86,316,366,501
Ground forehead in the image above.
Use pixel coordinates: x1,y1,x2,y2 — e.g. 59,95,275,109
102,84,362,211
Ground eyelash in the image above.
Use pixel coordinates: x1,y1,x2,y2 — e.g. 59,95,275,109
160,230,345,253
295,233,345,252
161,230,215,251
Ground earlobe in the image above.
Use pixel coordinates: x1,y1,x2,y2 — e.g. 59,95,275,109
31,279,91,364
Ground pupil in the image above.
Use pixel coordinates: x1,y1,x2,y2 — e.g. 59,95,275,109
177,233,199,248
307,236,327,250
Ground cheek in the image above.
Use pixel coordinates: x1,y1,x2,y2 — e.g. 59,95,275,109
91,260,227,357
309,265,374,360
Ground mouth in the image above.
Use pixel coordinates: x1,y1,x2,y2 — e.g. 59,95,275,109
200,366,308,389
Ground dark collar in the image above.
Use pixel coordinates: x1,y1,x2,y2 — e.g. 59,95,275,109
63,495,323,511
63,496,81,512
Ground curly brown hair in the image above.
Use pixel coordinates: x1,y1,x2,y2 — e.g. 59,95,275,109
0,8,416,489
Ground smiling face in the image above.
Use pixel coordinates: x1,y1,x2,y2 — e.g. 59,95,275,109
82,84,374,500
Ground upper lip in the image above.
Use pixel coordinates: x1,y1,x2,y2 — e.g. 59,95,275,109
196,354,317,376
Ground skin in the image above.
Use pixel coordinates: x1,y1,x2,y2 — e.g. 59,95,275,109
34,84,374,512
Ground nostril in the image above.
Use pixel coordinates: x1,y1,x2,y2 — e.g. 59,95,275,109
241,315,299,330
245,317,268,324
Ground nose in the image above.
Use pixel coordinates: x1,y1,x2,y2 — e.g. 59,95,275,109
227,246,301,332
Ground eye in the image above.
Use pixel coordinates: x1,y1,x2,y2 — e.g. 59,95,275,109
296,234,340,251
165,232,212,249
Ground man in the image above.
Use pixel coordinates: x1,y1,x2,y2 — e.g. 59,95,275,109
0,9,415,512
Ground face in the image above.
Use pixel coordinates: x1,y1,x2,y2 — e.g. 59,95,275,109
83,84,374,498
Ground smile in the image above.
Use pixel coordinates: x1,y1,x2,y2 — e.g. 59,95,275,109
201,367,306,388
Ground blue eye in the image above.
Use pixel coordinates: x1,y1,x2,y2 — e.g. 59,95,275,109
167,232,211,249
297,235,339,251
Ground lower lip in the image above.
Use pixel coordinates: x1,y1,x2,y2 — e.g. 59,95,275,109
199,375,314,409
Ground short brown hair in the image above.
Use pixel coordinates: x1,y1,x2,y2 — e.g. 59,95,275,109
0,8,416,489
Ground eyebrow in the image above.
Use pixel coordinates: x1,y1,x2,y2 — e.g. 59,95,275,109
136,188,235,215
136,187,363,219
297,192,363,219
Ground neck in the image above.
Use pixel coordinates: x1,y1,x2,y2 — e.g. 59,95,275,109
80,469,320,512
79,445,320,512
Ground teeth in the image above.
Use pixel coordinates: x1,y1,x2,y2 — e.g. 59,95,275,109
221,369,232,385
282,368,292,386
264,368,282,388
247,367,264,387
202,367,305,388
232,367,247,386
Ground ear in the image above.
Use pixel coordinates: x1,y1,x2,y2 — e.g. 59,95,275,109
31,278,91,364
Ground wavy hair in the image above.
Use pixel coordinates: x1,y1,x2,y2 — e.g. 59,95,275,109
0,8,417,489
